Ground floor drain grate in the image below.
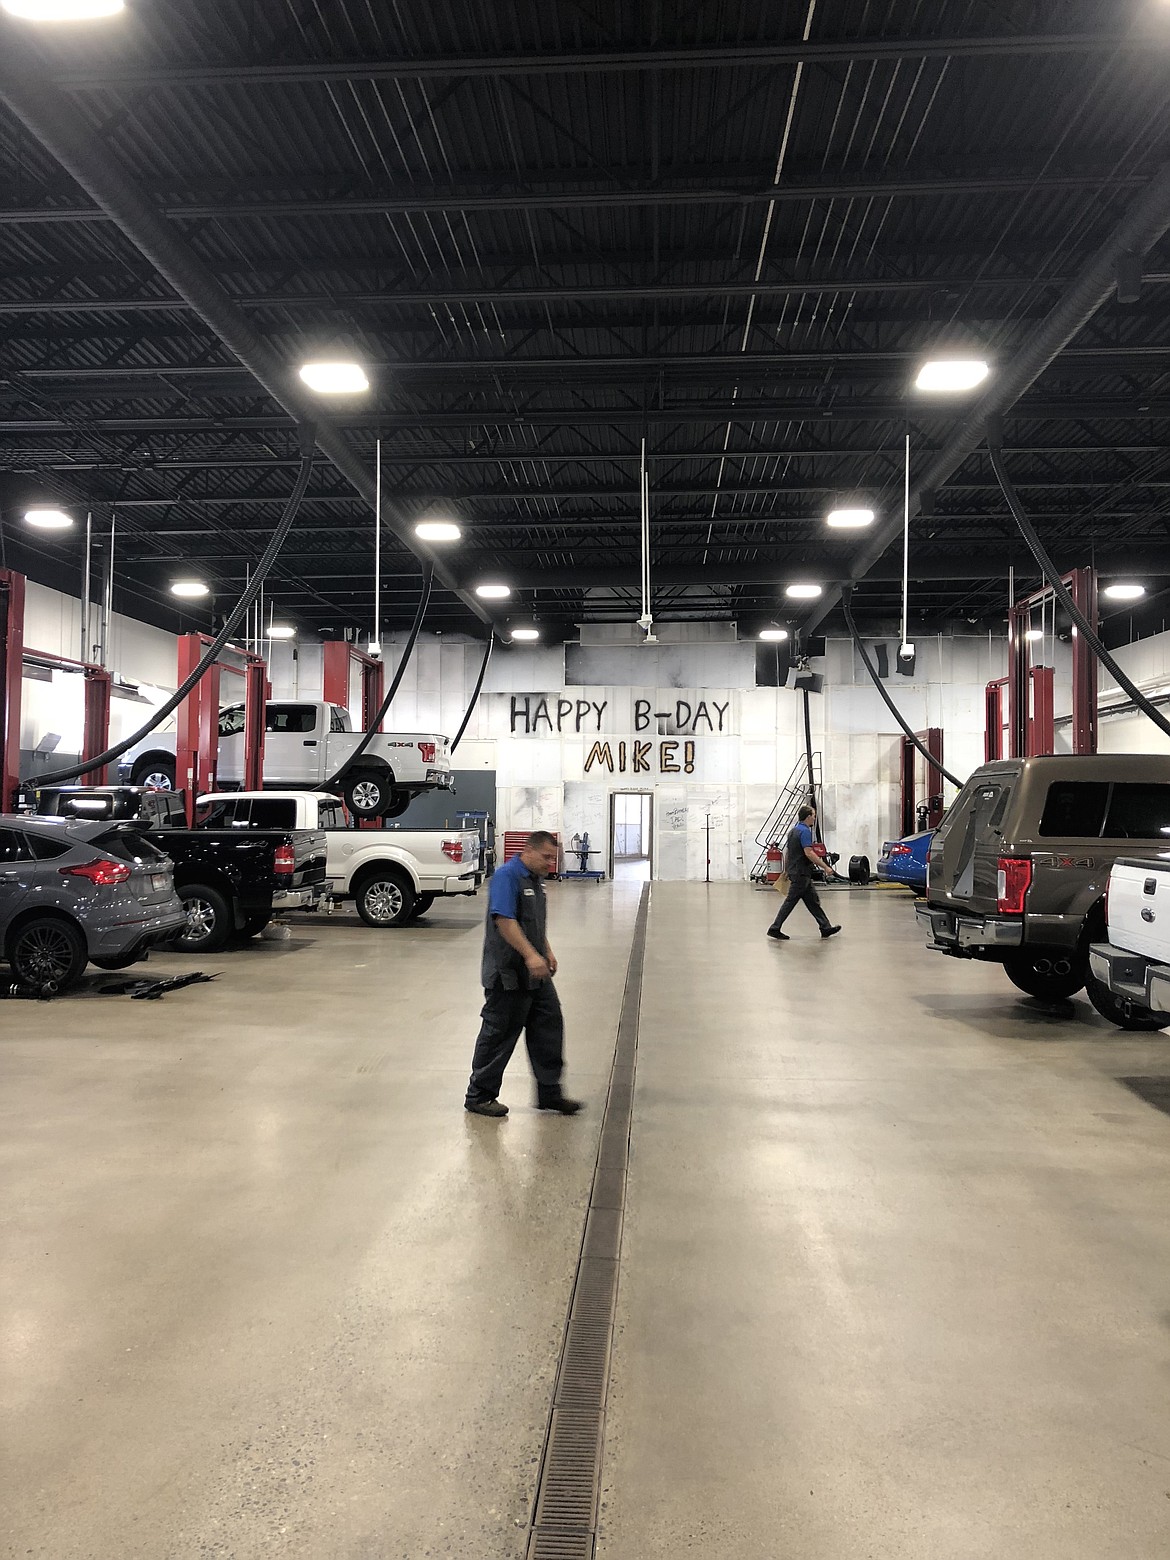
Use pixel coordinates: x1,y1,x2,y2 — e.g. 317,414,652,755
526,884,648,1558
1120,1076,1170,1115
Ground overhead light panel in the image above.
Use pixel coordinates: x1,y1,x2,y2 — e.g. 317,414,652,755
475,583,511,600
298,361,369,394
414,520,461,543
825,507,875,529
914,358,990,393
170,579,209,599
1024,628,1044,642
3,0,124,16
758,628,789,642
785,583,822,600
267,624,297,640
511,626,541,642
1104,582,1146,601
24,507,73,530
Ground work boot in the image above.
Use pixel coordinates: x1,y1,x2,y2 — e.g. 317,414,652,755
465,1097,509,1117
766,928,790,941
537,1093,584,1115
821,925,842,939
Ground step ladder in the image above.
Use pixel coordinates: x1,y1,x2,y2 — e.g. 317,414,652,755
750,752,822,882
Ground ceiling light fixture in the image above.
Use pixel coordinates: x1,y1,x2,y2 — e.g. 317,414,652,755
267,624,297,640
758,628,789,642
475,583,511,600
2,0,123,16
511,626,540,642
785,583,823,600
1103,582,1146,601
414,520,461,543
914,358,990,393
170,579,209,599
298,361,369,394
23,507,73,530
825,507,875,529
1024,628,1044,642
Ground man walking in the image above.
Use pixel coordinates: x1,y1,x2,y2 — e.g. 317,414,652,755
464,830,583,1118
767,804,842,942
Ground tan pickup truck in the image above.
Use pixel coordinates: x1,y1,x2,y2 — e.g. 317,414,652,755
917,754,1170,1001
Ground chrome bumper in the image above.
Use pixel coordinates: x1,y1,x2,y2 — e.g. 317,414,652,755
1089,941,1170,1015
916,902,1024,953
273,880,332,911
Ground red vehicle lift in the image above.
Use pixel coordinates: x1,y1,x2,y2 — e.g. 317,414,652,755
1,568,113,812
176,632,268,823
321,639,384,731
987,567,1098,760
900,728,946,834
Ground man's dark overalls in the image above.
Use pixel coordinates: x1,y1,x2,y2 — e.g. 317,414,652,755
464,853,566,1107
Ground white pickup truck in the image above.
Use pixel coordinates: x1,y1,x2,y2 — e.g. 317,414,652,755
1087,858,1170,1030
196,790,483,927
119,699,452,819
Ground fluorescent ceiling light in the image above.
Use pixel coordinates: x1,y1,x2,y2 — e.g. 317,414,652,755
758,628,789,642
170,579,209,599
475,583,511,600
914,358,990,393
1104,582,1146,601
826,507,874,529
1024,628,1044,642
24,507,73,530
298,361,369,394
785,583,823,600
414,520,461,542
3,0,123,16
511,626,541,641
267,624,297,640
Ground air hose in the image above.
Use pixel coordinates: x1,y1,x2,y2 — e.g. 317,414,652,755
450,631,494,753
324,562,434,788
987,437,1170,743
841,588,964,789
28,431,317,786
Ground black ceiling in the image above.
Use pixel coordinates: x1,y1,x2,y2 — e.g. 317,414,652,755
3,0,1170,644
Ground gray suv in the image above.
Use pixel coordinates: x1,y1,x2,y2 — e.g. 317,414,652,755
917,754,1170,1003
0,815,185,990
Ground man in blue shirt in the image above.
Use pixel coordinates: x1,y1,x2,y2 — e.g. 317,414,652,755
767,803,842,942
464,830,584,1118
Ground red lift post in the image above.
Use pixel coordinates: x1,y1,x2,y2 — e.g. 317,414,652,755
176,633,268,823
900,728,946,834
0,568,113,811
989,567,1098,759
321,640,384,731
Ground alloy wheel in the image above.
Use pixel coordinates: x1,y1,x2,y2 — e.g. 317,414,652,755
182,898,217,944
363,880,404,923
15,925,77,984
351,779,382,813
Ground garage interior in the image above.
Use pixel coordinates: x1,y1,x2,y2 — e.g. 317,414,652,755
6,5,1170,1557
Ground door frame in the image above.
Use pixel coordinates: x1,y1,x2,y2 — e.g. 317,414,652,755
608,789,655,879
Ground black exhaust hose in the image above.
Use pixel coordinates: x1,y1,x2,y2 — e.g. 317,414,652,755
450,631,495,753
987,438,1170,743
801,686,821,843
27,438,317,787
841,589,965,789
325,562,434,788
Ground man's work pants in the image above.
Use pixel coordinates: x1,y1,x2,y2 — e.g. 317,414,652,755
465,980,565,1104
768,878,832,934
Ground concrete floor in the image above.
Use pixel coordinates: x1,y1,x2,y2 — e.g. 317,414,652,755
5,881,1170,1557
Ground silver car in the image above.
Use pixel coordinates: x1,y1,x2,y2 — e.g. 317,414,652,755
0,815,185,990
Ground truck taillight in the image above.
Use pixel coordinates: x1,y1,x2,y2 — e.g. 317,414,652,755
60,858,131,887
441,839,464,864
418,742,436,764
274,843,296,876
997,856,1032,914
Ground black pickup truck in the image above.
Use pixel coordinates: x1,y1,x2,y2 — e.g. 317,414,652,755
33,786,330,953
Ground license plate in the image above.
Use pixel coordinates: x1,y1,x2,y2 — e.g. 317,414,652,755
151,873,169,892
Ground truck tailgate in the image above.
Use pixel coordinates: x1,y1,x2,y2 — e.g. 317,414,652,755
1106,858,1170,960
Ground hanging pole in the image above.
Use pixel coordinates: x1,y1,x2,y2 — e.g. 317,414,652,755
80,509,92,663
373,436,382,653
99,510,116,669
900,432,911,655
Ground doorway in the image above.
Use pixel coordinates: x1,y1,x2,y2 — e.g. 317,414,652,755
610,791,653,881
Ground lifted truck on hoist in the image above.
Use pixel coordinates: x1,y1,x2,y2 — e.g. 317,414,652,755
117,698,453,820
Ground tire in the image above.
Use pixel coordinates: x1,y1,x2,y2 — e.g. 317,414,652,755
172,883,233,953
1085,972,1167,1031
1002,948,1086,1001
343,771,393,819
382,793,412,819
353,869,416,928
8,915,88,990
131,756,177,791
408,893,437,920
239,914,271,939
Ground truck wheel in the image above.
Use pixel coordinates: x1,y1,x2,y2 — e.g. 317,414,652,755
8,915,87,990
239,914,271,939
1002,949,1086,1001
344,772,391,818
131,756,176,791
1085,973,1167,1031
408,893,436,920
173,883,233,953
353,869,416,927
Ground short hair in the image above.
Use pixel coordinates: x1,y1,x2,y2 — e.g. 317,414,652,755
797,804,816,822
526,830,559,850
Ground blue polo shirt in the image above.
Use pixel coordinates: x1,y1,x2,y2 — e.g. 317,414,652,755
482,853,548,989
